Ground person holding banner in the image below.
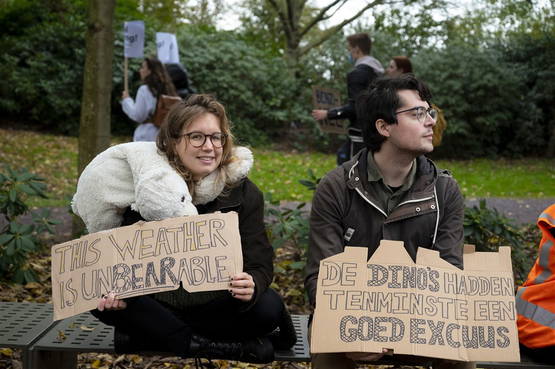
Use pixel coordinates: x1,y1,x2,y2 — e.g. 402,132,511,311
122,56,177,142
305,74,474,368
93,94,292,363
311,33,383,165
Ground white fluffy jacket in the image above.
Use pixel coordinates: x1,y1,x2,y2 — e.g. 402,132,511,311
72,142,253,233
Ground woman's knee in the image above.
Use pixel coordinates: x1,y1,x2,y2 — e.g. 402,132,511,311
247,288,284,329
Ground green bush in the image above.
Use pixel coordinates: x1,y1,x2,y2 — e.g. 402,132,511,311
414,34,553,158
178,28,310,145
0,166,58,283
463,199,534,284
0,0,86,134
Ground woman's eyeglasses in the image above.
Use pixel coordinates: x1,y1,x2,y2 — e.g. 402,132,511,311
181,132,227,148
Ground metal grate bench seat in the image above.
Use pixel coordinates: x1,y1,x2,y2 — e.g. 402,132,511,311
0,302,57,369
28,310,310,369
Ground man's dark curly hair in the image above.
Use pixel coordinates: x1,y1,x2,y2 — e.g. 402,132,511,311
357,74,433,152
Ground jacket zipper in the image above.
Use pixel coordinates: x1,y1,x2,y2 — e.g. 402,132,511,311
349,160,434,218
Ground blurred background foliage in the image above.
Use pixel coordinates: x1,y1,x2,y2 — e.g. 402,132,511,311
0,0,553,158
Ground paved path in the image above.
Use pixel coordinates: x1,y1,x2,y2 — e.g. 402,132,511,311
465,197,555,225
6,198,554,244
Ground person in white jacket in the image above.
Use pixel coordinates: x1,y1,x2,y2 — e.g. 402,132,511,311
122,56,177,141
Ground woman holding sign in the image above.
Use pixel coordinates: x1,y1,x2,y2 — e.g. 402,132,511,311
93,94,292,363
122,56,177,142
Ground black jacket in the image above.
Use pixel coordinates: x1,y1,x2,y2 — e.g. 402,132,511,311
122,177,274,310
327,64,380,128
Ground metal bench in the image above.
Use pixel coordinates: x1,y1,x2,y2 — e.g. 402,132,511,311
0,302,57,369
1,302,554,369
28,309,310,369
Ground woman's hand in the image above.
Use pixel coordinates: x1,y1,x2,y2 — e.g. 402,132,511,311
122,90,130,99
97,292,127,311
229,272,255,302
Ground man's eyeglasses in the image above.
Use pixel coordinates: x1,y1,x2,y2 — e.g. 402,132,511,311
181,132,227,148
395,106,438,123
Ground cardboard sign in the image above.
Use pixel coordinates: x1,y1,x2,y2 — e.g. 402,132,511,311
124,21,145,58
312,86,348,134
311,241,520,363
156,32,179,63
51,212,242,321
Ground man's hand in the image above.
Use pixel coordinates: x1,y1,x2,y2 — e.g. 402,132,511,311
97,292,127,311
229,272,255,302
312,109,328,121
346,348,393,362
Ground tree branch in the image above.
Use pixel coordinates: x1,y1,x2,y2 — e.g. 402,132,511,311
299,0,396,56
300,0,346,37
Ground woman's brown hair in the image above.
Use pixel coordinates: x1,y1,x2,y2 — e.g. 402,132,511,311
392,56,413,74
156,94,234,185
143,56,177,97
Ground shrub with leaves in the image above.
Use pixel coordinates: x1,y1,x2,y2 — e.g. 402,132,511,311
0,166,58,283
264,192,310,312
463,199,533,284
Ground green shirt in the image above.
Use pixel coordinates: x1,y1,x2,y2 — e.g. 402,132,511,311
366,151,416,215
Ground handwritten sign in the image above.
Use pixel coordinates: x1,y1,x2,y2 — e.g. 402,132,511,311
311,241,520,363
156,32,179,64
124,21,145,58
51,212,242,321
312,86,348,134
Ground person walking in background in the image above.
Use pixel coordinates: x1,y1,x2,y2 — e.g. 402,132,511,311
312,33,384,165
516,204,555,364
122,56,177,142
385,55,446,147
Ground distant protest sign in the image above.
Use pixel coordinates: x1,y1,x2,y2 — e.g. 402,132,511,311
312,86,348,134
51,212,242,321
311,241,520,363
156,32,179,64
123,20,145,58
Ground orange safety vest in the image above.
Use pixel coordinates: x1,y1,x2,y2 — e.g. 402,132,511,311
516,203,555,348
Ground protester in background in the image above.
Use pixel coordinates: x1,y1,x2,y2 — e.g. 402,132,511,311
385,56,446,147
305,75,473,369
312,33,384,165
122,56,177,142
92,95,294,363
517,204,555,364
165,63,196,100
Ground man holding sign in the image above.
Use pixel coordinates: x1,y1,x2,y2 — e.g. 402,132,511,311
305,75,473,368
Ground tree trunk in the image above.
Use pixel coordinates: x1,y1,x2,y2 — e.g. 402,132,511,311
74,0,115,236
78,0,115,175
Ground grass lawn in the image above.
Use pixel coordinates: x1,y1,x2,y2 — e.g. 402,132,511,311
0,127,553,207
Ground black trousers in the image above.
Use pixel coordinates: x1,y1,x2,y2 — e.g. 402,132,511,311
91,288,284,356
520,343,555,364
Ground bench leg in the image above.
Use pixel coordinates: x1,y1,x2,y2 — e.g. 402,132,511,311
28,350,77,369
